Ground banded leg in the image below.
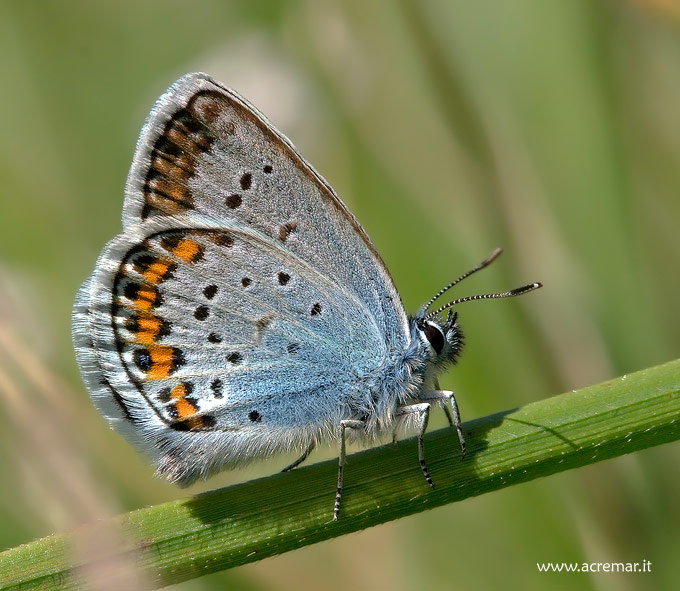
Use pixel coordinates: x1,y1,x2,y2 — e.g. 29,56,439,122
396,402,434,488
281,441,316,472
334,419,365,521
416,389,466,458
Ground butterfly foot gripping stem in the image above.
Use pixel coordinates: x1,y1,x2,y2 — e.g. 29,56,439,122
396,402,436,488
334,419,365,521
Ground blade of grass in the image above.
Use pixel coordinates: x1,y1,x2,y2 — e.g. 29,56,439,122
1,359,679,590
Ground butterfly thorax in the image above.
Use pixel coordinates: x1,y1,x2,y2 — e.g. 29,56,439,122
348,315,464,439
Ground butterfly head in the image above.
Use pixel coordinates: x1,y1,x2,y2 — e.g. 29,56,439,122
415,310,464,369
413,248,541,369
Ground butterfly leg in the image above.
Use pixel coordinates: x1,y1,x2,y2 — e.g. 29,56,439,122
334,419,365,521
396,402,435,488
281,441,316,472
414,389,466,459
434,379,455,427
393,387,442,446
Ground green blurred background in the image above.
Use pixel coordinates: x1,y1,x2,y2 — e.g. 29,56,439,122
1,1,679,589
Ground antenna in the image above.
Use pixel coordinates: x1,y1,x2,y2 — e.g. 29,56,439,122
421,248,503,313
425,282,542,321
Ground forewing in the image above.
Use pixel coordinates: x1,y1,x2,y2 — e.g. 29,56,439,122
124,73,409,345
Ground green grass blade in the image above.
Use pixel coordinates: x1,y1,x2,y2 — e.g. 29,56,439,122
1,359,679,590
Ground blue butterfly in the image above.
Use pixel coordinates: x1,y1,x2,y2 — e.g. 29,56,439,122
73,73,540,519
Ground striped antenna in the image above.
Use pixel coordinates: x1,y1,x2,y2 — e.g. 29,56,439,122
425,282,542,321
420,248,503,315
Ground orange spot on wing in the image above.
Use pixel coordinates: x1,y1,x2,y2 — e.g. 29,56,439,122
145,260,174,284
135,286,158,311
175,397,198,419
136,315,163,345
147,346,175,380
171,383,188,399
172,238,203,263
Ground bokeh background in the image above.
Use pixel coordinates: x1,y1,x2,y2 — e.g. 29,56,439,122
1,1,679,589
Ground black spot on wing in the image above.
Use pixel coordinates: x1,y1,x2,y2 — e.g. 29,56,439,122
194,305,209,320
226,194,242,209
208,332,222,343
133,349,152,372
227,352,242,364
240,173,252,190
203,284,218,299
211,379,223,398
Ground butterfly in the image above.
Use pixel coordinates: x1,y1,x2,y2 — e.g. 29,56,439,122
72,73,541,520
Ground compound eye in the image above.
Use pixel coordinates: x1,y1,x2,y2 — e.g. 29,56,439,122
424,322,445,355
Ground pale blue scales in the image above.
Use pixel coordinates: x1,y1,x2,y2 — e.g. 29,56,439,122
72,73,541,519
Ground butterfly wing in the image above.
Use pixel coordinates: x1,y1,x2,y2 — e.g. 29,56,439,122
124,73,407,342
73,73,410,484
